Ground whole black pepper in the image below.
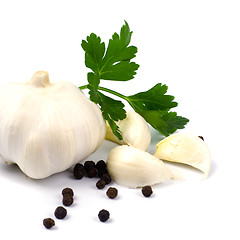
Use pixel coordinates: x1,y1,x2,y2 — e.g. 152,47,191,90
43,218,55,229
74,163,84,170
106,187,118,199
98,209,110,222
101,173,111,184
86,167,97,178
62,187,74,197
84,160,95,171
96,179,106,189
54,206,67,219
96,160,107,177
97,167,107,178
95,160,106,170
62,196,74,206
142,186,153,197
73,163,85,179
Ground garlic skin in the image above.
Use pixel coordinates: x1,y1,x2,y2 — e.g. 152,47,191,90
155,132,211,175
105,111,151,151
107,145,177,188
0,71,106,179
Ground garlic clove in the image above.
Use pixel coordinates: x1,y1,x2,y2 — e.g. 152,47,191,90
107,145,178,188
105,111,151,151
155,132,211,175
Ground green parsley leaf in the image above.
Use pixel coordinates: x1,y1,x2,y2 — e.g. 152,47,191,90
81,33,105,76
121,83,188,136
141,110,189,136
81,21,139,138
81,21,139,82
87,84,126,140
80,21,189,139
98,92,126,122
125,83,178,112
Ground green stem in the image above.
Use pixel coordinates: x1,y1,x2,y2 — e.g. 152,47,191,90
79,84,88,90
79,84,127,100
98,86,127,100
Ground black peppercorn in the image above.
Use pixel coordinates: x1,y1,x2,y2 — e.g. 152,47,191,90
96,160,107,177
62,196,74,206
98,209,110,222
96,179,106,189
101,173,111,184
142,186,153,197
73,163,85,179
106,187,118,199
95,160,106,170
97,167,107,178
62,187,74,197
84,160,95,171
54,206,67,219
43,218,55,229
86,167,97,178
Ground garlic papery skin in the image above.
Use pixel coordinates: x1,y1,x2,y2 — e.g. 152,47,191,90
105,111,151,151
0,71,106,179
155,132,211,175
107,145,178,188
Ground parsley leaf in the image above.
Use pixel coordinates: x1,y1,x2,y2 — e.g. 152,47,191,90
140,110,189,136
121,83,188,136
81,21,139,139
80,21,189,139
81,33,105,76
125,83,178,112
81,21,139,82
87,85,126,140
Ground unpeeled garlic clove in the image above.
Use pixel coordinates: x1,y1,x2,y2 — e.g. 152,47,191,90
105,111,151,151
107,145,178,188
155,132,211,175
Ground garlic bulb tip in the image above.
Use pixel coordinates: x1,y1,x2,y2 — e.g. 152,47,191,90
29,71,50,88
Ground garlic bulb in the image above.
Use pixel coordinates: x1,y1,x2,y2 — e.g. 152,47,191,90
0,71,106,179
105,111,151,151
107,145,178,188
155,132,211,175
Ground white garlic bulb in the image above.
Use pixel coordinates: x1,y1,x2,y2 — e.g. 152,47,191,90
155,132,211,175
105,111,151,151
0,71,106,179
107,145,178,188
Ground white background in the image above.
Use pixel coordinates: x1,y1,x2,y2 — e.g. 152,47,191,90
0,0,239,239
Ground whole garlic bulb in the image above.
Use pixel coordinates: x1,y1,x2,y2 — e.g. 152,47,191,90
0,71,106,179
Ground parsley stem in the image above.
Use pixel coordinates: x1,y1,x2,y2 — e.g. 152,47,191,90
98,86,127,100
79,84,127,100
79,85,88,90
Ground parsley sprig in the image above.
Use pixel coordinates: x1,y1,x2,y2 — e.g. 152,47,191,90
79,21,189,140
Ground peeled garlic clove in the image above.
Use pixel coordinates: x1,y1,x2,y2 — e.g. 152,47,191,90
155,132,211,175
105,111,151,151
107,145,178,188
0,71,106,179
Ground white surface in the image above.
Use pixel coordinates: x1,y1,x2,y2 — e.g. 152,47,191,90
0,0,239,239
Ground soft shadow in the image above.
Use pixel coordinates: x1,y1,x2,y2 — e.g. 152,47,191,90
88,139,118,161
150,127,165,145
0,163,27,181
0,162,75,191
164,161,204,173
0,139,118,192
207,160,217,178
